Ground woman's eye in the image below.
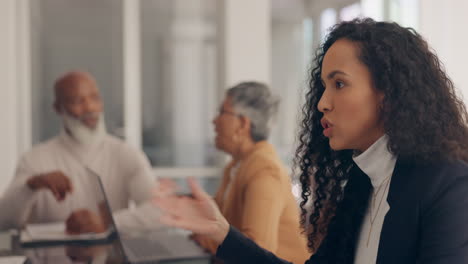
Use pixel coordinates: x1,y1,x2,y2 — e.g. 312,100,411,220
335,81,344,89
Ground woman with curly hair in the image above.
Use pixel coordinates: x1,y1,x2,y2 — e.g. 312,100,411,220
153,18,468,264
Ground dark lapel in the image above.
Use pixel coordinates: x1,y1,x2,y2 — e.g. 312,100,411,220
376,158,417,262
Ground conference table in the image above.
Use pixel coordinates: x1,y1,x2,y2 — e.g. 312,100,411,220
0,230,211,264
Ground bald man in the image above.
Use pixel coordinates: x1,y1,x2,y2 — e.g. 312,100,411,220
0,71,159,233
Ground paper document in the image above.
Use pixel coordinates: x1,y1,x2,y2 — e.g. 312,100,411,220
0,256,26,264
0,231,12,251
20,222,113,243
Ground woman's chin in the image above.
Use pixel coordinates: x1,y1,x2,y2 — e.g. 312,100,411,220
328,138,345,151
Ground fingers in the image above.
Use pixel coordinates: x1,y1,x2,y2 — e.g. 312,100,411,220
67,209,95,234
153,178,178,198
56,171,73,194
66,209,105,234
64,174,73,193
54,181,67,201
67,210,89,234
66,211,82,234
158,178,176,188
47,172,73,201
159,214,200,232
152,179,184,213
50,185,64,201
153,195,182,214
187,177,208,200
28,171,73,200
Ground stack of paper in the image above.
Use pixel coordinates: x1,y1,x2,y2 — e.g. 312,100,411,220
20,222,113,244
0,256,26,264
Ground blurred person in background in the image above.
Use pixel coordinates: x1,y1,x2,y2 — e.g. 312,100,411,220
191,82,309,264
0,71,160,233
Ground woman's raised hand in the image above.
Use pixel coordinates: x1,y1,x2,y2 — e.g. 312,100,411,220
153,177,230,245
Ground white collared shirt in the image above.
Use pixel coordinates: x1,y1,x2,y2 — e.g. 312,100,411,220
353,135,397,264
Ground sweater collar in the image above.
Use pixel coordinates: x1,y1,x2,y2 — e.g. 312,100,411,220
58,128,106,165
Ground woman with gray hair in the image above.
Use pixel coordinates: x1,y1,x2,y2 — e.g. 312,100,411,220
192,81,309,264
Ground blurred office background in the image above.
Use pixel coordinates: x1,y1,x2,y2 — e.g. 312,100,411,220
1,0,467,195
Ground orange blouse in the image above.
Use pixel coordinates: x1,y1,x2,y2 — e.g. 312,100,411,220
196,141,309,264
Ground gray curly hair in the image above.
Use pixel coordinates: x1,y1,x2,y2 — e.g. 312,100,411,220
226,81,280,142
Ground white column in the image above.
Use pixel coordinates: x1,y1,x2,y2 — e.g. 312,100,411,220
0,0,19,194
169,0,213,165
419,0,468,106
308,8,323,52
123,0,142,148
271,19,304,157
16,0,32,155
220,0,272,87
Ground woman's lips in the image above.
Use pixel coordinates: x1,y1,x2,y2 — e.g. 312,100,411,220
321,118,333,137
323,127,333,137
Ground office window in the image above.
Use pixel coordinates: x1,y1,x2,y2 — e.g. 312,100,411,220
140,0,220,167
30,0,125,143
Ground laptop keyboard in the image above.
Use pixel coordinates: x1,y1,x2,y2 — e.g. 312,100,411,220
124,238,172,259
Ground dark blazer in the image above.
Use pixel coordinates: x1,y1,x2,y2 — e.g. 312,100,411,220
216,158,468,264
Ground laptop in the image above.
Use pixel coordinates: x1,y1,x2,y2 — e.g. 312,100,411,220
87,168,210,264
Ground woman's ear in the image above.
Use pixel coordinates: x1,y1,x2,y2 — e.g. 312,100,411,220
239,116,252,136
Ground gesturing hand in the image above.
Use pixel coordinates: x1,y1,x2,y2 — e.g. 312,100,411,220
26,171,73,201
66,209,107,235
153,177,230,245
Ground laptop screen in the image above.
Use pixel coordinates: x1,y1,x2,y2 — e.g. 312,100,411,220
86,168,210,263
85,168,120,235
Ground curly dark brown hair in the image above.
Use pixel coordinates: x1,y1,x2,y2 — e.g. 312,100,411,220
295,18,468,263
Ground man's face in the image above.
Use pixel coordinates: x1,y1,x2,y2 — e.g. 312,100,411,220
56,78,103,129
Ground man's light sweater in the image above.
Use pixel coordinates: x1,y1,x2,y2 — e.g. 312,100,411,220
0,131,160,231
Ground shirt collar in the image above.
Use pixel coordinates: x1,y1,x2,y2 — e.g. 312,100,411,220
352,135,397,187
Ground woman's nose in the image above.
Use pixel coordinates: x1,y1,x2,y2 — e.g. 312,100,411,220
317,90,332,113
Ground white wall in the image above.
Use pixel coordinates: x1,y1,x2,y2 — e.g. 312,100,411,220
0,0,18,194
419,0,468,106
221,0,271,86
